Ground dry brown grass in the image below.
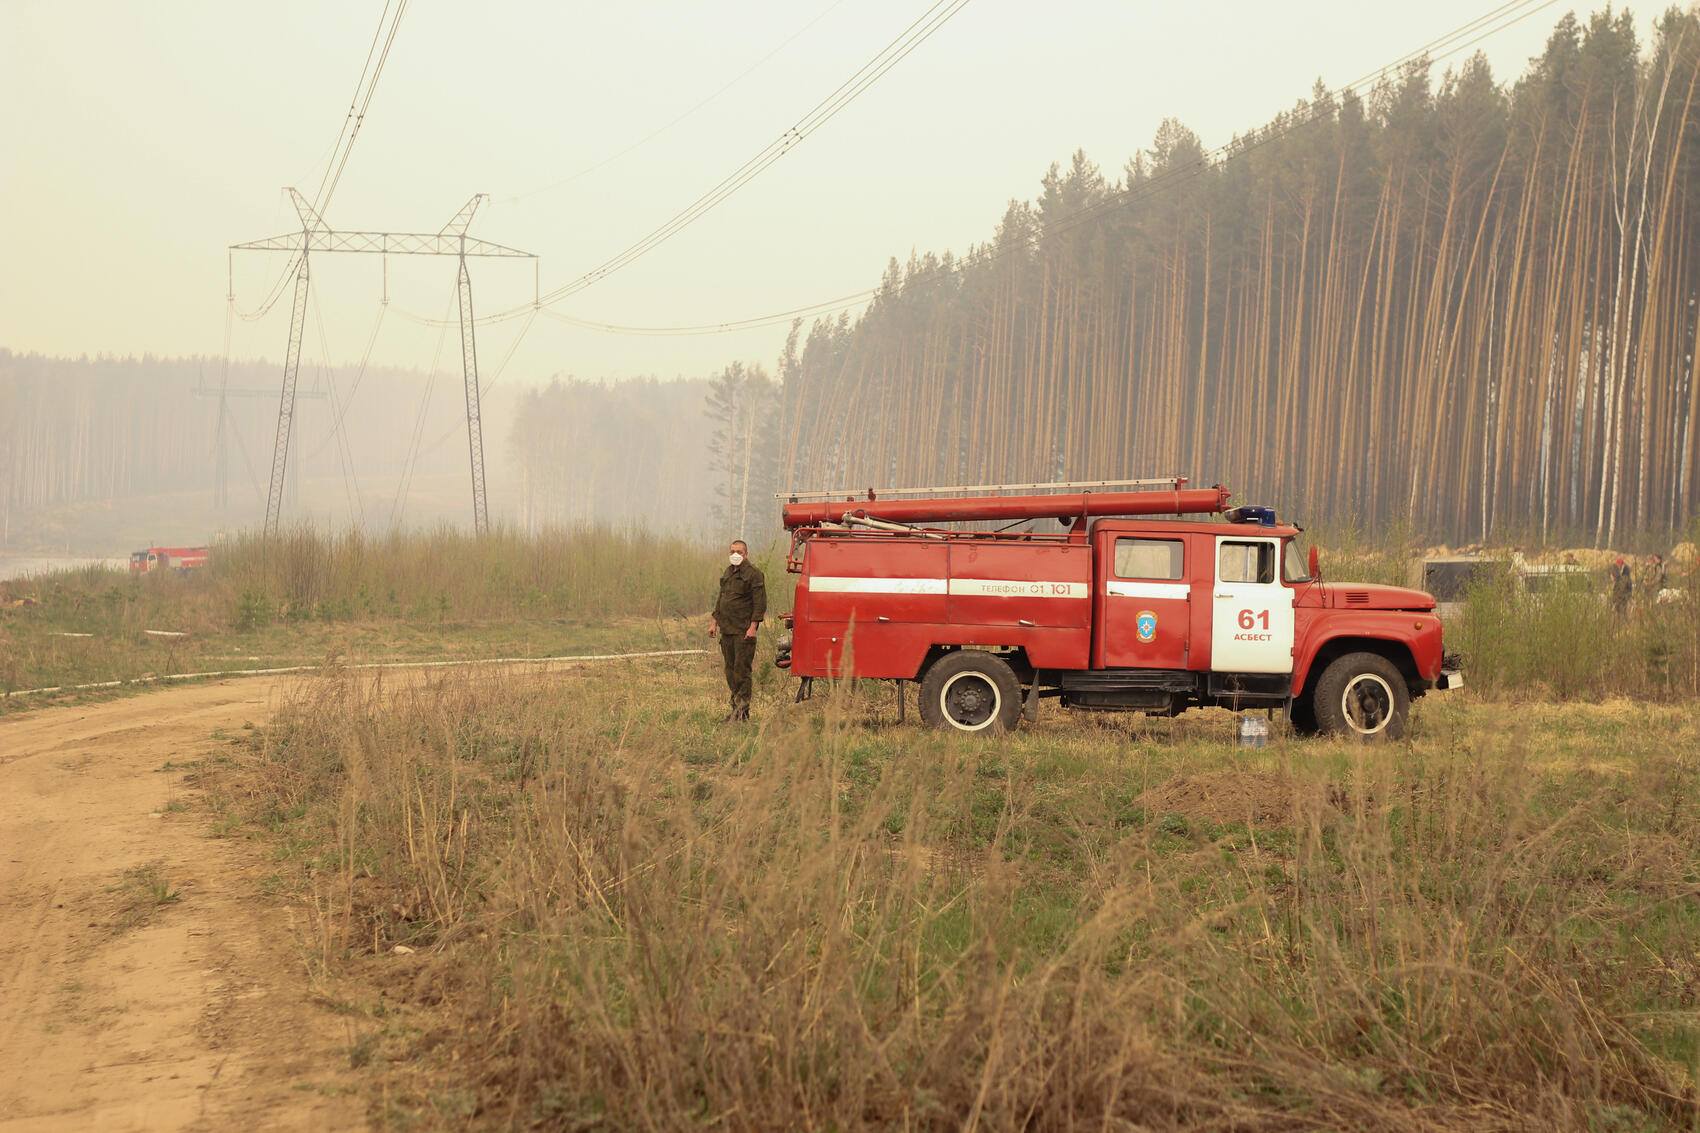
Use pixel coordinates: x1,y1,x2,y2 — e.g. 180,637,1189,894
199,661,1700,1131
0,525,763,697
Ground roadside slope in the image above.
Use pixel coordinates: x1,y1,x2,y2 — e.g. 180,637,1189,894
0,678,366,1132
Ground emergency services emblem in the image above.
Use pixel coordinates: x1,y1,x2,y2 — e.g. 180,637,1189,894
1136,610,1158,643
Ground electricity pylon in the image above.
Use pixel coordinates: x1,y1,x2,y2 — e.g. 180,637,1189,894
191,381,325,528
230,189,536,537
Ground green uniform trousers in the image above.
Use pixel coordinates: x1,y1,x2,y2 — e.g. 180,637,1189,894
720,631,757,718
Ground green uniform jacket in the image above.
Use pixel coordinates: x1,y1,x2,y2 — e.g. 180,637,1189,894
714,561,767,634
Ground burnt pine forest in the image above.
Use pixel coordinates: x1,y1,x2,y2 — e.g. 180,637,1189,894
3,9,1699,550
771,10,1700,546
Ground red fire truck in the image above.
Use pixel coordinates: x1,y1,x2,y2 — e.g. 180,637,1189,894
774,479,1461,740
128,545,211,575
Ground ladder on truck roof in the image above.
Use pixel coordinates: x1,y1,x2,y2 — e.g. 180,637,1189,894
775,476,1185,501
778,478,1228,534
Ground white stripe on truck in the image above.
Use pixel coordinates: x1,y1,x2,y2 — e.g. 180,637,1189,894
808,576,1087,598
808,576,947,594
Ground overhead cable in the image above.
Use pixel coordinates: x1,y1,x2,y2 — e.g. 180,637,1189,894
500,0,850,204
526,0,973,311
389,283,457,530
531,0,1561,338
234,0,411,323
316,0,410,216
310,285,368,529
415,0,975,331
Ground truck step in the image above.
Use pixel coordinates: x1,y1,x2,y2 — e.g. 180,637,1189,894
1058,668,1199,693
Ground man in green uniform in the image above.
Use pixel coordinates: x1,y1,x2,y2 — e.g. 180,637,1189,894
709,539,766,720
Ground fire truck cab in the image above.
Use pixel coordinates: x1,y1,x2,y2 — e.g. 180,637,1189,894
776,480,1461,740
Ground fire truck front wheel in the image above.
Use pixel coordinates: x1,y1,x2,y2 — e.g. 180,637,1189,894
1312,652,1410,741
918,652,1023,734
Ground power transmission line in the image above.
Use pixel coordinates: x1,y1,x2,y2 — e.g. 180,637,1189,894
536,291,868,336
389,288,541,527
310,284,367,530
397,0,976,332
390,286,456,531
526,0,974,311
218,20,414,524
304,297,389,461
402,306,543,470
499,0,850,205
516,0,1562,339
232,191,537,536
315,0,409,214
233,0,412,324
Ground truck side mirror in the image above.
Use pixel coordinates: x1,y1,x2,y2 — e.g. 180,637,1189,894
1308,545,1321,581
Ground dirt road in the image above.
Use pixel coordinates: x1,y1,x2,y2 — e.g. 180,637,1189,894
0,679,366,1132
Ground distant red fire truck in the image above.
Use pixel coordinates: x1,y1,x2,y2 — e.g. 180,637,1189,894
774,479,1461,740
128,545,211,575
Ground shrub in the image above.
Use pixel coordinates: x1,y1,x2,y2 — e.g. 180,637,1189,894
235,589,273,632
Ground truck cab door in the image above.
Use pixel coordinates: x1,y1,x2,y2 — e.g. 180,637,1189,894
1095,532,1190,670
1210,536,1294,674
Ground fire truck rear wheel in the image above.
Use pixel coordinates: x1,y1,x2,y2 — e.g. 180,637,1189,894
918,652,1023,734
1312,652,1409,742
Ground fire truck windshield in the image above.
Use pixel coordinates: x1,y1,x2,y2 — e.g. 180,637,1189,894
1282,539,1312,583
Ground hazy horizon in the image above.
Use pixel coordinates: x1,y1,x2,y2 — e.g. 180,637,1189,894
3,0,1675,387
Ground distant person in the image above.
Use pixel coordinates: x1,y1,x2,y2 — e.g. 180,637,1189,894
1645,553,1667,596
1609,557,1634,614
709,539,766,721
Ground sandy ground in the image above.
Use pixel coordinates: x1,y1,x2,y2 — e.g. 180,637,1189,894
0,679,367,1132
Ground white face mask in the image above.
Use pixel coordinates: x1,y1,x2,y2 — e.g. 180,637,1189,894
729,552,744,567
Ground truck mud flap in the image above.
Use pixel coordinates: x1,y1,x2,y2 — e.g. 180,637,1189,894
1022,669,1047,722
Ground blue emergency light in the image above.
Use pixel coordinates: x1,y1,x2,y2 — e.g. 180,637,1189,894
1224,505,1278,526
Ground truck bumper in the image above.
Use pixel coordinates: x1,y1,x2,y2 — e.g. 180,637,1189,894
1434,669,1465,691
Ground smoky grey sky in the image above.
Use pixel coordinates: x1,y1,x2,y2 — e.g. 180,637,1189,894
0,0,1674,386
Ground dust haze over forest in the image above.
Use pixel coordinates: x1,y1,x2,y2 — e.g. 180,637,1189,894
4,6,1699,559
0,352,723,555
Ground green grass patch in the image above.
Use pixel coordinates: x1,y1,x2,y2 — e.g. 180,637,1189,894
108,863,181,930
